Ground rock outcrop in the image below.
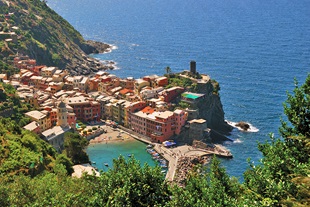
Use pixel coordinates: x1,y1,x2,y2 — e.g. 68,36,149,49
235,121,250,131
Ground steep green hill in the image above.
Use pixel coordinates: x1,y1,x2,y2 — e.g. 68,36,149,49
0,0,110,75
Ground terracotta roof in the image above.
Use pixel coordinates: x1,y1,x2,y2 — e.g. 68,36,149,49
141,106,155,114
119,88,133,95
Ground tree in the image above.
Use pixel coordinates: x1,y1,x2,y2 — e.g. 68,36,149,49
280,74,310,162
54,154,74,175
165,66,171,74
169,157,242,207
63,132,89,164
82,156,171,206
244,75,310,206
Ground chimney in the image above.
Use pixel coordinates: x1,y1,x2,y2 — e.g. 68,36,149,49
190,61,196,74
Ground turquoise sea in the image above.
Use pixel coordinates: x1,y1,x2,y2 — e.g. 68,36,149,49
87,140,157,171
48,0,310,180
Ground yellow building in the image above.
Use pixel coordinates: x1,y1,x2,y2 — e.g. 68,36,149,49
25,110,51,131
134,79,150,94
41,67,57,78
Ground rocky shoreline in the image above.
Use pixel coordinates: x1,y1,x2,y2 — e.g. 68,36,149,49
65,40,116,76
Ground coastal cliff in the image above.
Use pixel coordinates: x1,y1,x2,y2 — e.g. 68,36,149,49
167,68,232,143
0,0,111,75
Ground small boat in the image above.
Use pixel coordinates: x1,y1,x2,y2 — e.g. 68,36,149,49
128,154,132,157
161,170,166,173
160,164,168,168
146,144,153,149
104,163,109,167
92,161,96,164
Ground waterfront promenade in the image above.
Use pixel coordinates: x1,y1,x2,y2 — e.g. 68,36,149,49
153,144,232,181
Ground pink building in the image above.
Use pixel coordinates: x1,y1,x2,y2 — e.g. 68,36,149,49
131,108,188,143
67,112,76,129
173,109,188,135
159,86,184,103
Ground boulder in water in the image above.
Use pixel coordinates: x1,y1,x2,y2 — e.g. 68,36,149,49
236,122,250,131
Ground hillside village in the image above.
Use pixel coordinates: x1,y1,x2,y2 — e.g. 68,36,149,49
0,3,230,152
0,55,224,152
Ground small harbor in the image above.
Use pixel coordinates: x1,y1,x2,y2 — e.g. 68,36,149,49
87,123,232,183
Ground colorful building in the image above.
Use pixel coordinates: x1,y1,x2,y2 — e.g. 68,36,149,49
23,121,41,134
159,86,184,103
134,79,150,94
41,66,57,78
173,109,188,135
155,76,168,87
120,77,135,90
66,96,101,123
131,107,187,143
25,110,51,132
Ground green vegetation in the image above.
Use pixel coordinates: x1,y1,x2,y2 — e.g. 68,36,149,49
0,0,93,68
0,83,33,126
0,60,19,77
63,132,89,165
211,79,220,95
170,157,242,207
166,75,192,88
165,66,171,75
176,102,190,109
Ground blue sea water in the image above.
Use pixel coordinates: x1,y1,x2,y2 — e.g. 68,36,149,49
48,0,310,180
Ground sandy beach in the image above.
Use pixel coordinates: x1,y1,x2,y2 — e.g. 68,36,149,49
88,125,135,144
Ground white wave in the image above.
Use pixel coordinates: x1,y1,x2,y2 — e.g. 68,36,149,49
104,45,118,54
99,60,119,70
111,45,118,50
233,139,243,143
226,120,259,133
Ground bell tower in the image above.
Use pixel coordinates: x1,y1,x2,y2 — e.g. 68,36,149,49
57,100,68,127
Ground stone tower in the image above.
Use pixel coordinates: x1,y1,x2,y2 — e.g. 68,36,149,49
57,100,68,127
190,60,196,74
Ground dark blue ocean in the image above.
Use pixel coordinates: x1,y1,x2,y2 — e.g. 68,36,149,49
48,0,310,180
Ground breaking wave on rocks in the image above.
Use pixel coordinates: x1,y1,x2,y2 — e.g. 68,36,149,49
104,44,118,54
226,120,259,133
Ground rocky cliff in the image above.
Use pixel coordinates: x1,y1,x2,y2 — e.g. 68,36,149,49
169,72,233,143
0,0,111,75
195,80,232,135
